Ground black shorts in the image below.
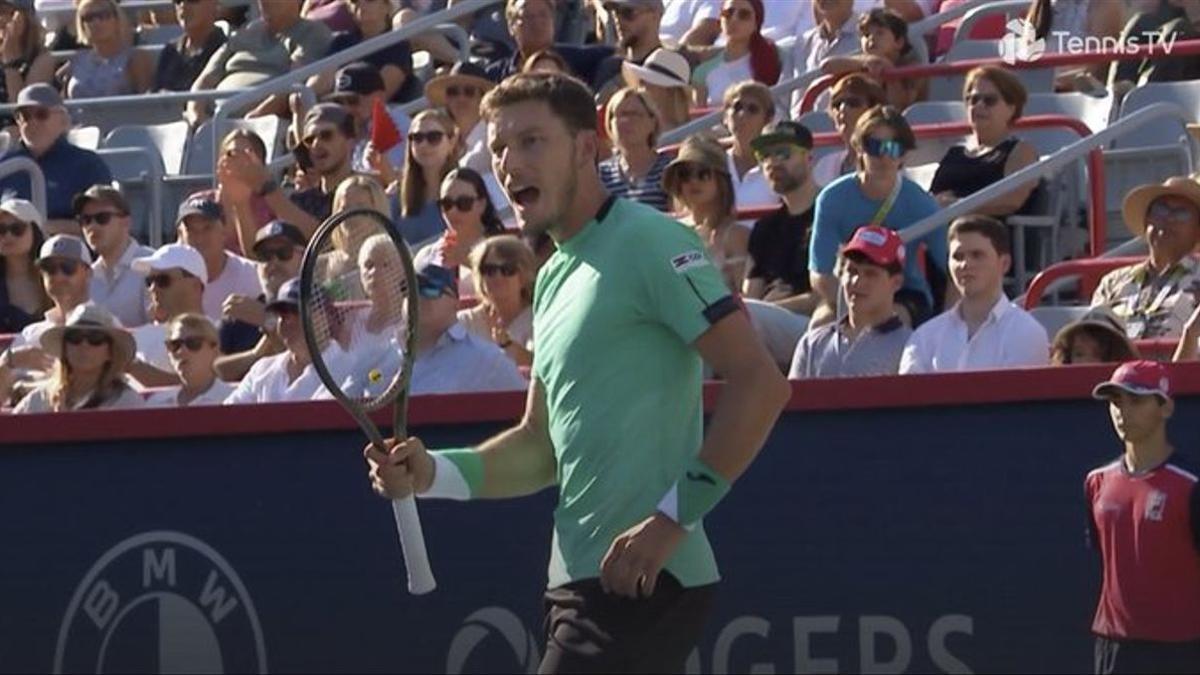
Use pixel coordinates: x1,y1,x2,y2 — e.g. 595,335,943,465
538,573,716,674
1095,635,1200,674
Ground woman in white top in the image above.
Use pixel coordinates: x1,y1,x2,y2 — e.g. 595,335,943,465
662,134,750,291
14,303,143,413
456,235,536,368
146,313,233,407
690,0,781,106
720,80,776,212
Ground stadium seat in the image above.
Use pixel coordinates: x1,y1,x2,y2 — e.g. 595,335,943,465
183,116,285,176
97,147,166,247
104,121,190,176
1023,91,1115,136
930,40,1055,102
949,0,1028,47
66,125,101,150
1029,305,1090,337
902,102,968,167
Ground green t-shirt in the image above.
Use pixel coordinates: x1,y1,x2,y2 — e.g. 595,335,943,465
533,197,737,589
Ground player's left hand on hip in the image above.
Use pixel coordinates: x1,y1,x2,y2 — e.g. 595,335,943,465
599,513,687,599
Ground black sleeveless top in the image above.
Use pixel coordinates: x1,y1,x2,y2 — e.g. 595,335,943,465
929,138,1038,215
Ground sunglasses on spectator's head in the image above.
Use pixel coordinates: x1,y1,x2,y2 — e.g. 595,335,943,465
438,195,478,213
0,221,27,237
37,259,82,276
604,3,643,21
675,165,713,183
729,100,763,116
80,8,115,23
256,245,296,263
753,144,807,163
720,6,754,21
409,130,446,145
165,336,209,353
64,330,110,346
965,92,1001,107
77,211,124,226
16,107,51,123
831,96,865,111
1147,198,1198,224
302,128,337,147
445,85,480,99
863,137,904,159
479,261,518,277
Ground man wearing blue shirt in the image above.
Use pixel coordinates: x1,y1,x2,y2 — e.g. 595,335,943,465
0,84,112,236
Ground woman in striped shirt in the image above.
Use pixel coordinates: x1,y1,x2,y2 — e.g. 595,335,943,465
598,87,672,212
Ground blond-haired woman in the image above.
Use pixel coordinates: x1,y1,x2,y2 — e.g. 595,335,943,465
599,87,671,212
318,175,391,300
14,303,143,413
62,0,152,98
457,235,536,368
398,108,459,247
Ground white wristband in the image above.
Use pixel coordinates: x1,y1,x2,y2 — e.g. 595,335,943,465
421,453,472,501
655,483,696,532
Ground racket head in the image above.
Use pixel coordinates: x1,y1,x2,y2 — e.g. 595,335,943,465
298,207,420,418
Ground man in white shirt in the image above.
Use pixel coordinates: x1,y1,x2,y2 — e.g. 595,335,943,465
129,243,210,383
225,277,351,404
658,0,721,47
900,215,1049,374
175,191,262,322
145,313,234,407
77,185,154,328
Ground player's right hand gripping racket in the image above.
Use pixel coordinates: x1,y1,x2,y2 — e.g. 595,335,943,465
298,206,436,595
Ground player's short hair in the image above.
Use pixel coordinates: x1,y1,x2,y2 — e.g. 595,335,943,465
480,72,598,136
949,214,1011,256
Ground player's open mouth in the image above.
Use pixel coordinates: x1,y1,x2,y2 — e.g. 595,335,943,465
511,186,539,209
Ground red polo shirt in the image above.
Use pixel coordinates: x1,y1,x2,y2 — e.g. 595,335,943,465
1086,455,1200,642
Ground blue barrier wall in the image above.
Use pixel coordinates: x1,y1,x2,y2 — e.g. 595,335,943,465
1,364,1198,674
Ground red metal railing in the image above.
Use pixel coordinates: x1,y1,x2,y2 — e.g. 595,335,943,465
1023,256,1142,309
797,38,1200,114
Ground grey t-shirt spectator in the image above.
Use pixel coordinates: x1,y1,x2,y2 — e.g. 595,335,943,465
197,18,332,89
789,315,911,379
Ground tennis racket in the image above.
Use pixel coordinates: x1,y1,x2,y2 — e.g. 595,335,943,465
298,206,436,595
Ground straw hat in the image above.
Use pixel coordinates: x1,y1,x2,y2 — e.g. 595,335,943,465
662,135,728,196
424,62,495,108
40,303,136,372
1121,173,1200,237
1052,307,1137,359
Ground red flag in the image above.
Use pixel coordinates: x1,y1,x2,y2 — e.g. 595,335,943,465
370,97,402,152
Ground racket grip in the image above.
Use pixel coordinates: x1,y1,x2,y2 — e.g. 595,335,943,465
391,496,436,595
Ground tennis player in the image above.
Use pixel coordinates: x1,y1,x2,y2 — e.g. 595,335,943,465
1087,360,1200,674
364,72,790,673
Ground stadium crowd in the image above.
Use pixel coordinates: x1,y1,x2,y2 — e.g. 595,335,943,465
0,0,1199,413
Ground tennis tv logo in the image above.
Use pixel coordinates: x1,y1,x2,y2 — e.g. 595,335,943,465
53,531,268,674
999,18,1046,65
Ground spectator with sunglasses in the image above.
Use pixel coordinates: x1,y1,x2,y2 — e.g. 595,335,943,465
0,85,112,235
599,87,671,212
311,0,418,104
592,0,669,101
745,122,819,315
76,185,153,329
0,194,48,333
396,109,459,248
691,0,781,107
62,0,154,98
929,66,1039,217
811,74,885,188
458,235,536,367
127,243,209,386
663,134,749,291
214,220,304,380
153,0,226,92
174,191,263,323
424,62,495,176
224,277,351,404
1091,175,1200,341
416,167,507,296
13,302,143,413
821,8,926,110
721,80,776,215
145,313,233,407
0,235,91,390
809,105,948,327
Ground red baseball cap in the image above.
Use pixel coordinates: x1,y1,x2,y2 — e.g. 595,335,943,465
842,225,906,268
1092,360,1172,402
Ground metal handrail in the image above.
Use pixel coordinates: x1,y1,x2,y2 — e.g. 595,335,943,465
36,0,251,17
898,104,1191,254
657,0,994,147
0,156,47,217
210,0,503,179
0,89,250,115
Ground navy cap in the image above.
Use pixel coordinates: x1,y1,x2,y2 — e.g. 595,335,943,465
303,103,353,134
266,277,301,310
16,83,62,110
331,62,385,97
751,120,814,153
415,258,457,297
252,220,306,255
176,191,224,224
